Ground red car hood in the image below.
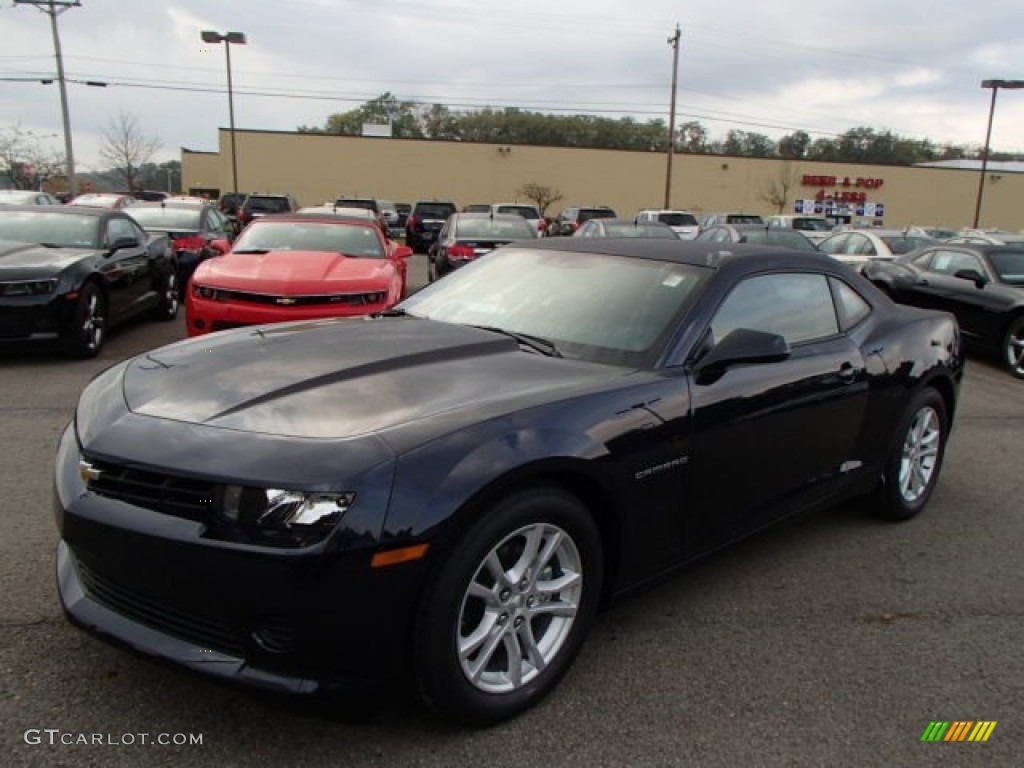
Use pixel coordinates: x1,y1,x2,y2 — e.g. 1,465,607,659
194,250,395,293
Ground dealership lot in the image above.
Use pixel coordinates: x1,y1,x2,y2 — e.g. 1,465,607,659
1,254,1021,766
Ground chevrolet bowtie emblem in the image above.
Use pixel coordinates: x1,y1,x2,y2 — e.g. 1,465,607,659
79,460,102,483
276,296,297,305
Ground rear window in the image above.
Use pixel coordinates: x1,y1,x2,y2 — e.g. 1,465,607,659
726,214,764,225
415,203,456,219
579,208,616,223
496,205,540,220
245,196,292,214
792,217,830,231
657,212,698,227
455,217,535,239
126,207,202,230
337,199,379,213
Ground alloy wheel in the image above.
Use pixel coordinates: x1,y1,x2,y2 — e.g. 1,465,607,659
898,405,940,503
457,523,583,694
82,292,104,352
1006,324,1024,376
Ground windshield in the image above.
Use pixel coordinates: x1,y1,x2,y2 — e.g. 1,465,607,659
726,214,764,225
602,223,679,239
232,220,384,257
989,250,1024,285
399,247,707,366
496,205,540,220
244,196,291,214
741,230,818,251
416,203,456,219
0,210,99,248
881,235,936,254
579,208,616,222
657,213,698,227
126,207,202,230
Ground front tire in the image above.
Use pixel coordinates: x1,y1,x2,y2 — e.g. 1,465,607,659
415,487,603,725
64,282,106,358
871,387,948,521
1002,316,1024,379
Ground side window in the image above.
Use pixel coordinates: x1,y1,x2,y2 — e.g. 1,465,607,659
104,217,140,247
929,249,984,276
713,229,730,243
711,273,839,346
912,250,934,269
843,234,866,255
829,277,871,330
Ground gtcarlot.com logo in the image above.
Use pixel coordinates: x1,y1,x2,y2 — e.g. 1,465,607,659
24,730,203,746
921,721,997,743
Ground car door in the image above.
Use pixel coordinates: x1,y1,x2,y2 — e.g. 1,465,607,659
100,215,152,318
685,271,869,551
916,248,1007,342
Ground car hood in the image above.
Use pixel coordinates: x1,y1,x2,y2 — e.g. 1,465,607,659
0,240,95,277
195,250,394,293
121,317,623,442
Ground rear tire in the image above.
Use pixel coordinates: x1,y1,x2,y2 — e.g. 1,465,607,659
414,487,603,726
151,267,179,321
1002,316,1024,379
871,387,948,521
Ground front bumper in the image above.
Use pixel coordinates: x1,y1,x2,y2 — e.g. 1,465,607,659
54,425,426,696
185,295,388,336
0,293,72,342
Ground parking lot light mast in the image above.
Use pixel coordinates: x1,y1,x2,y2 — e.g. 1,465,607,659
974,79,1024,228
664,23,681,209
15,0,81,197
201,30,246,198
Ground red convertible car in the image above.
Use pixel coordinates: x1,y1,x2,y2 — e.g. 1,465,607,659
186,214,411,336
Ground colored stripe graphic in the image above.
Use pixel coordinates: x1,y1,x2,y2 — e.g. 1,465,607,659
921,721,996,742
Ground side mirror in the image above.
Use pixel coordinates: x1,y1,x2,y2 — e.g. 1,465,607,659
210,238,231,254
107,235,140,252
696,328,790,374
953,268,988,288
394,245,413,260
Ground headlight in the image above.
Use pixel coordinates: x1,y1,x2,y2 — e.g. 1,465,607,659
0,278,58,297
192,283,225,300
221,486,355,530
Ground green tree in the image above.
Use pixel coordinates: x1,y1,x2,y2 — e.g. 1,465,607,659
778,130,811,159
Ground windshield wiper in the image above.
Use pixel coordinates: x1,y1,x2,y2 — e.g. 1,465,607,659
470,325,562,358
231,248,270,254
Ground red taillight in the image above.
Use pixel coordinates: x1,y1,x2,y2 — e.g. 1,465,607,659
173,235,205,252
538,220,547,231
448,245,476,260
407,215,418,229
571,221,582,230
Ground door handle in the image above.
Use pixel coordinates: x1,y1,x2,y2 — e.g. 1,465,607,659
838,362,857,384
915,278,929,286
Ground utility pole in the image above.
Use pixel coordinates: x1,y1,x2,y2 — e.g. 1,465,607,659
664,23,681,209
15,1,81,198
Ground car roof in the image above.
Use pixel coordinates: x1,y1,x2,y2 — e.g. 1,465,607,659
0,204,107,217
248,213,382,228
130,201,209,210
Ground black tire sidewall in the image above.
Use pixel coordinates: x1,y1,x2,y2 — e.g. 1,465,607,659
415,487,603,726
876,387,948,521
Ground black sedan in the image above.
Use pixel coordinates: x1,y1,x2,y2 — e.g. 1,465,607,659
427,212,536,281
863,243,1024,378
697,224,818,251
0,206,178,357
55,240,962,725
125,201,233,289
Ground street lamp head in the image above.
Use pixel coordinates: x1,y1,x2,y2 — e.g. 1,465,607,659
225,32,247,45
202,30,247,45
981,79,1024,90
200,30,222,44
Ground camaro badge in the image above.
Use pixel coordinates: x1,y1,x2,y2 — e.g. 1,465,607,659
276,297,297,305
79,460,102,483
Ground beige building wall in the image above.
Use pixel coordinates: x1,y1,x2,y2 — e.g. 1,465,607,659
181,130,1024,231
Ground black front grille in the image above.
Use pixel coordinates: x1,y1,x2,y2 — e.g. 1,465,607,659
84,459,217,523
211,320,250,332
76,556,245,656
212,288,386,307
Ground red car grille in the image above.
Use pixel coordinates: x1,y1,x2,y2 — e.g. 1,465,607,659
200,288,387,306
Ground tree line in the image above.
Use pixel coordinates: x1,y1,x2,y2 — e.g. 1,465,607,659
298,92,1021,166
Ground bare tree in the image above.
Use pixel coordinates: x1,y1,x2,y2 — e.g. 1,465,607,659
516,182,564,219
0,124,64,190
99,111,161,194
758,161,800,214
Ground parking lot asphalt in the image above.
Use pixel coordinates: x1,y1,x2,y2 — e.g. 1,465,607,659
1,254,1021,767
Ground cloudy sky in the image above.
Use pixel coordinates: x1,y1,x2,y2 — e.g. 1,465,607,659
2,0,1023,172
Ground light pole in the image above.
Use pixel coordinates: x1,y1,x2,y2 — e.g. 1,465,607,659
973,79,1024,228
15,0,81,197
201,30,246,198
664,24,681,209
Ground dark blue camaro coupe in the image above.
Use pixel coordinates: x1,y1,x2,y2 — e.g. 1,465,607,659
55,239,963,724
